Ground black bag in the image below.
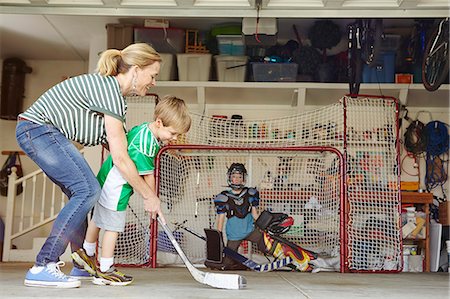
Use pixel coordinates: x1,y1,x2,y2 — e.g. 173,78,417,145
0,152,24,196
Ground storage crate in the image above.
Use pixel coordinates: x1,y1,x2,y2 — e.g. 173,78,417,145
134,27,185,53
177,54,212,81
251,62,298,82
215,55,247,82
159,53,176,81
362,51,396,83
106,23,134,50
216,35,245,55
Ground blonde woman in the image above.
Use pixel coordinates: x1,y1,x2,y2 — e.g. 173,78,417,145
17,43,163,288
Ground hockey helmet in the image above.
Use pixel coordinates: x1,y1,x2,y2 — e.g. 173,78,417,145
227,163,247,190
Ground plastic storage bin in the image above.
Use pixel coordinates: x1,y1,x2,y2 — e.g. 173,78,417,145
215,55,248,82
158,53,175,81
362,51,396,83
176,54,212,81
251,63,298,82
216,35,245,55
134,27,185,53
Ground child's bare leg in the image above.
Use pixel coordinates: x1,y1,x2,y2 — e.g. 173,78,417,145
83,218,100,257
100,230,119,272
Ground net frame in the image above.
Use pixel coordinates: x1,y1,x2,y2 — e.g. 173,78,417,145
151,145,346,271
112,93,401,273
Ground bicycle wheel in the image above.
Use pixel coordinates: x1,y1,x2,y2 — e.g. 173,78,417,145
361,19,383,67
422,18,449,92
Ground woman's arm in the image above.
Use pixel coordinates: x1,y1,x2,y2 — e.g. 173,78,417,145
104,115,161,219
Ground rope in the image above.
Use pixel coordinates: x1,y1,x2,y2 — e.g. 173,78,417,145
424,121,449,156
424,121,449,191
403,120,428,155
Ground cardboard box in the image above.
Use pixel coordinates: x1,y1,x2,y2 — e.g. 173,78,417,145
401,181,419,191
439,201,449,225
106,23,134,50
395,73,413,84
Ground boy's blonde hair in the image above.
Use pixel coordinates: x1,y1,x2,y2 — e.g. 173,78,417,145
97,43,161,76
154,95,191,134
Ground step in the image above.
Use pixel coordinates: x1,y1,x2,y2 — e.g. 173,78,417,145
7,238,72,262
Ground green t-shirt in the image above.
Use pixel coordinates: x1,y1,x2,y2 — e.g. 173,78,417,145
97,122,160,211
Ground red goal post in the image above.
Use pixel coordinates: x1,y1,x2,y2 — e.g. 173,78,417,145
151,145,346,271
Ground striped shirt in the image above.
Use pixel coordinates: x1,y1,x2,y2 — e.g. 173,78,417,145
19,74,127,146
97,122,161,211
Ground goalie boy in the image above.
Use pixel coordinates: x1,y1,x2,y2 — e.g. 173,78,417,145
208,163,316,271
71,96,191,286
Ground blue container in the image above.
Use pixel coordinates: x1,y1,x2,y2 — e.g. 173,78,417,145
362,51,396,83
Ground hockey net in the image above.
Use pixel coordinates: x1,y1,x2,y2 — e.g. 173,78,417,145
112,94,401,273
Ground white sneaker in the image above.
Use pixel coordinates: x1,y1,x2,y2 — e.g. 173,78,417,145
24,261,81,288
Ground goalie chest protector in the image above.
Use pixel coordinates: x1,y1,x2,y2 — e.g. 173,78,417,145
215,187,258,219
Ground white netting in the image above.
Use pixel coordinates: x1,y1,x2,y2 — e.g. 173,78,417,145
345,97,401,271
113,94,158,267
184,103,344,148
112,94,401,272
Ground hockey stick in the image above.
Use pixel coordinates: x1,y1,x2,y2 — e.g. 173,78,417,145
157,217,247,290
174,222,293,272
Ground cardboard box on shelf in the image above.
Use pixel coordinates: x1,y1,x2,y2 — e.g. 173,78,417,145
439,201,449,225
395,73,413,84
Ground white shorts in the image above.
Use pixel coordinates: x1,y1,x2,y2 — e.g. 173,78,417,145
92,201,127,232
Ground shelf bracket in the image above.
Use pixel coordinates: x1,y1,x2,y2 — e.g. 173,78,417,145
196,86,206,114
295,88,306,114
398,88,409,106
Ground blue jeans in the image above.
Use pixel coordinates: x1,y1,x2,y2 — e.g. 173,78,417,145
16,120,101,266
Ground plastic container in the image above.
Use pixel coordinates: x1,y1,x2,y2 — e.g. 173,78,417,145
134,27,185,53
158,53,175,81
216,35,245,55
251,62,298,82
176,54,212,81
362,51,396,83
215,55,248,82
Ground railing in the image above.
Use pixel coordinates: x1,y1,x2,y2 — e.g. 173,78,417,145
2,150,85,261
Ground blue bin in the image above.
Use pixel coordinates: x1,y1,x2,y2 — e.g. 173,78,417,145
362,51,396,83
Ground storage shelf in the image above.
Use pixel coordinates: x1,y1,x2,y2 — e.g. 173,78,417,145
152,82,450,111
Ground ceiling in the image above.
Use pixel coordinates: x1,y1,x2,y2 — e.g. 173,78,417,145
0,0,449,61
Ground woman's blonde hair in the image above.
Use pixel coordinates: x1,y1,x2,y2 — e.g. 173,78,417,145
96,43,161,76
154,95,191,134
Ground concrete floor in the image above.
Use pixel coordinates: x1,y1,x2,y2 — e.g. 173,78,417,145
0,262,448,299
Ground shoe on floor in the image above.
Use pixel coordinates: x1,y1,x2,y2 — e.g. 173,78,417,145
71,248,97,276
92,267,133,286
24,261,81,288
69,263,93,280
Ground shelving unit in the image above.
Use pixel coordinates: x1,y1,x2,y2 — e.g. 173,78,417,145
151,82,450,115
401,191,434,272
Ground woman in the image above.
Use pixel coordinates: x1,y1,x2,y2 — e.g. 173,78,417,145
17,43,162,288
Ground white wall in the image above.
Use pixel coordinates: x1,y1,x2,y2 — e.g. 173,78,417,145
0,59,88,247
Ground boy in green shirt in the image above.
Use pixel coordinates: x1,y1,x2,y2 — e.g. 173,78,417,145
72,95,191,286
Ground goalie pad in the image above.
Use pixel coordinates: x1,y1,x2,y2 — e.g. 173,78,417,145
204,228,224,264
204,229,247,270
262,231,317,272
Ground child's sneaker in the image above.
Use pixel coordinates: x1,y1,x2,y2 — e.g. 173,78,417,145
92,267,133,286
71,248,97,276
69,262,93,280
24,261,81,288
